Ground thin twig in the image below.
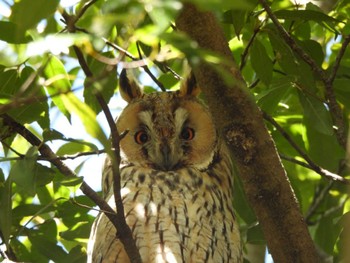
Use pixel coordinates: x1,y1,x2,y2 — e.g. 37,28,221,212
61,9,141,260
240,23,262,71
259,0,347,149
259,0,326,78
75,0,99,22
328,34,350,85
136,41,166,91
263,112,349,184
0,114,120,226
0,85,81,115
106,40,181,83
305,181,334,224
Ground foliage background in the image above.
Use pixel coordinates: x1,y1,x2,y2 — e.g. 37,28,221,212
0,0,349,262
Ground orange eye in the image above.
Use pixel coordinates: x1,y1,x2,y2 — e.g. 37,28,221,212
180,127,195,140
134,130,149,144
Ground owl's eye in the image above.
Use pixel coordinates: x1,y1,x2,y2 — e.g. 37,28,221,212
135,130,149,144
180,127,195,141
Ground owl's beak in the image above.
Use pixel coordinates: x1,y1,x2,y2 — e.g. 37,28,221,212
159,143,176,171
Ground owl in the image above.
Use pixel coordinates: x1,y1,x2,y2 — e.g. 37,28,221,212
87,69,242,262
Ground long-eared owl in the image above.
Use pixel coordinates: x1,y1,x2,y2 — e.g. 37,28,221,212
87,69,242,262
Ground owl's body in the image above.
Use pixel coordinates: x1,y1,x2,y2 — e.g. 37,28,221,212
87,71,242,262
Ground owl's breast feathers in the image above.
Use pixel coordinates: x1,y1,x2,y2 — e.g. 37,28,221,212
88,71,241,262
88,149,242,263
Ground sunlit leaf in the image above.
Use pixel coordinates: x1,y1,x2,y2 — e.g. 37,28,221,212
8,66,49,128
256,76,294,113
28,234,68,262
298,92,333,135
0,21,32,44
83,52,118,114
54,173,84,187
60,221,92,240
223,10,247,37
10,0,60,34
57,141,98,156
10,147,38,196
12,204,56,222
43,55,72,122
61,92,108,146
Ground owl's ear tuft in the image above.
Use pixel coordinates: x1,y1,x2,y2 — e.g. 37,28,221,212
119,69,143,102
179,71,201,97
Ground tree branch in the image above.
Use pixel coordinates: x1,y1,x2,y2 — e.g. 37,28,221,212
328,34,350,85
61,7,142,262
1,113,141,262
0,114,118,228
264,112,349,184
136,41,166,91
176,3,319,262
259,0,347,149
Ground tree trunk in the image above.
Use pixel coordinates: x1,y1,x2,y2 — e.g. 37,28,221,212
176,3,319,262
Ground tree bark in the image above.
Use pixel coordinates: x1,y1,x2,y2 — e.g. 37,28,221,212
176,3,319,262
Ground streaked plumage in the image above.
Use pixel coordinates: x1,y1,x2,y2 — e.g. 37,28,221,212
87,70,242,262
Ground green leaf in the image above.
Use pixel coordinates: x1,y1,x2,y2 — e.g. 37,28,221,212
0,21,32,44
246,223,265,244
56,197,95,228
146,1,181,33
83,52,117,114
56,141,98,156
9,238,32,262
43,55,72,122
36,184,54,205
10,147,38,196
0,170,12,246
334,78,350,107
298,92,333,135
36,219,58,242
0,69,20,96
10,0,60,34
43,129,66,142
9,66,49,128
60,221,92,240
157,73,179,90
61,92,108,146
256,76,294,114
233,172,256,225
274,9,341,33
315,211,343,254
298,39,324,67
28,234,68,262
266,26,299,76
12,204,56,222
222,10,247,37
54,173,84,187
305,125,345,171
250,39,273,86
67,245,87,263
35,164,56,187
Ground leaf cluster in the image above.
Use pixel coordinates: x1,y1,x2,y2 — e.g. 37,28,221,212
0,0,349,262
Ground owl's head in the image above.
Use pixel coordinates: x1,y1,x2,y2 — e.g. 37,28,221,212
116,69,217,171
